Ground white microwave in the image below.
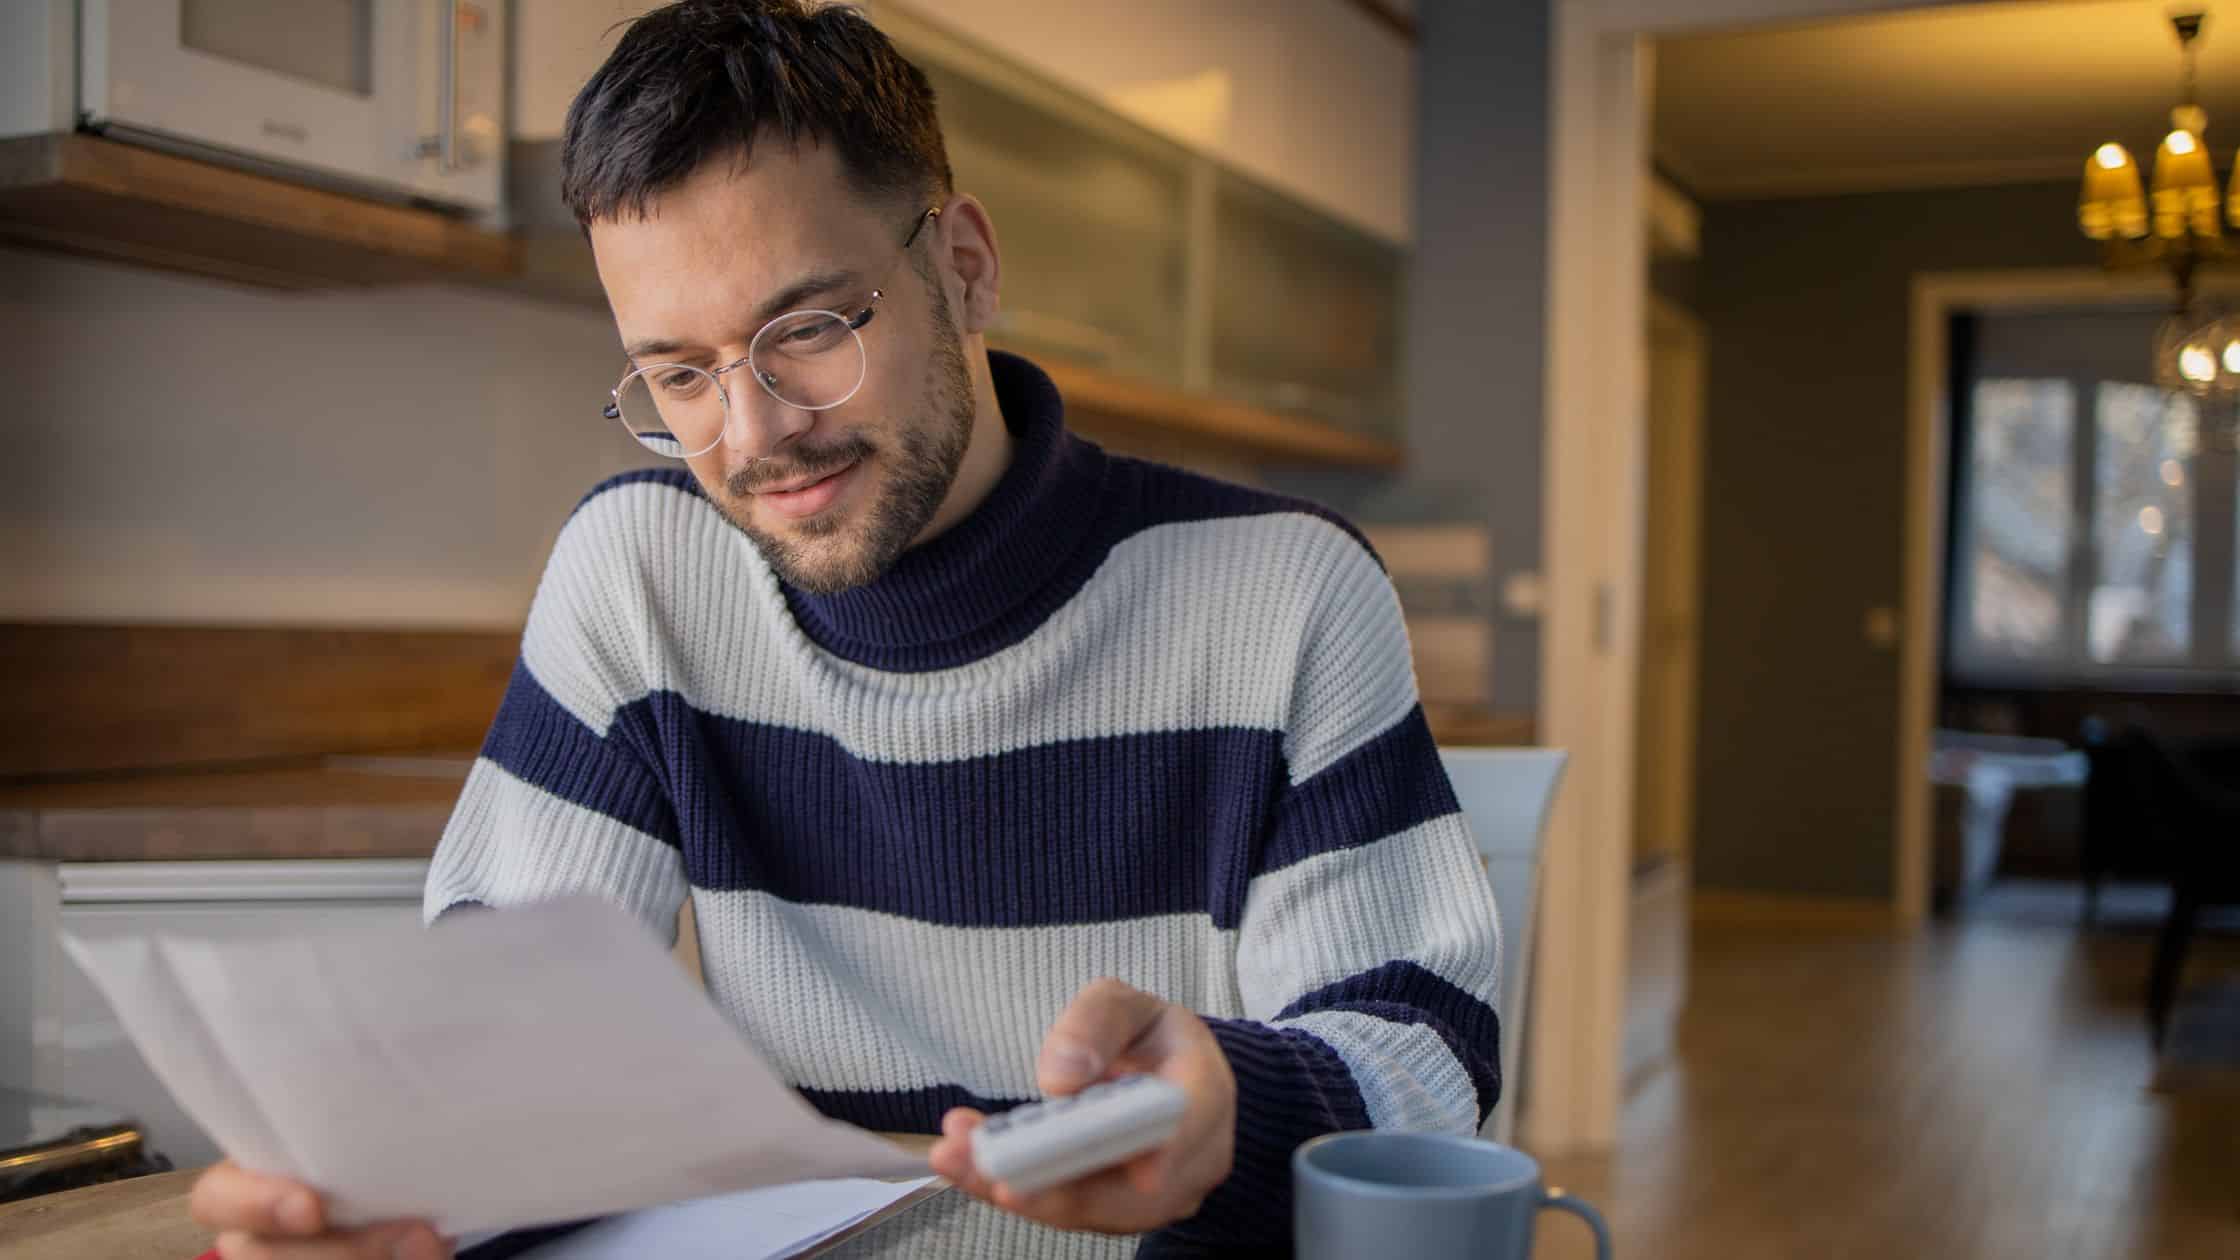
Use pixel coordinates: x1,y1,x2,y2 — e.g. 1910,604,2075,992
78,0,507,217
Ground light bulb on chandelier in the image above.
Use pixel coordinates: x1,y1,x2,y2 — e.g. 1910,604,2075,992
2080,10,2240,448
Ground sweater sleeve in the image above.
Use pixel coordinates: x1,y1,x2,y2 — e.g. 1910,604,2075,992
424,492,690,943
1142,528,1504,1257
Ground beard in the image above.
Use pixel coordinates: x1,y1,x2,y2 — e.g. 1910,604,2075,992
715,282,976,595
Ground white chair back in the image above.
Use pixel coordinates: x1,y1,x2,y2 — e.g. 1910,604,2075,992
1437,746,1568,1145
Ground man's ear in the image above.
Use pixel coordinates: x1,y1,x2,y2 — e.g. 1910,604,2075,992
934,194,1001,334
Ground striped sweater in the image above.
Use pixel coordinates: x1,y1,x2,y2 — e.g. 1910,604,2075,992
424,351,1503,1258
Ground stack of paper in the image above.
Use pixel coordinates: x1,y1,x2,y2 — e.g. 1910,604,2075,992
479,1175,944,1259
64,897,931,1239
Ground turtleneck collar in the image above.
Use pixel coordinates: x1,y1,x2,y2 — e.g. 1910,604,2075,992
779,350,1110,672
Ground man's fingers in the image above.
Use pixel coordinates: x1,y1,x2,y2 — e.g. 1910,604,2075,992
990,1166,1107,1223
1039,978,1166,1094
213,1220,447,1260
954,1120,1222,1234
991,1161,1199,1235
1122,1143,1175,1197
1157,1011,1236,1160
927,1108,985,1188
191,1163,324,1236
932,1110,1007,1204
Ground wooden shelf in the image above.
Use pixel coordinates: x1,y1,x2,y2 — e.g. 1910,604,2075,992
0,132,519,289
1012,350,1406,470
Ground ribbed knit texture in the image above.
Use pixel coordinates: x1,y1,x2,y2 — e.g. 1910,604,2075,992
425,351,1504,1258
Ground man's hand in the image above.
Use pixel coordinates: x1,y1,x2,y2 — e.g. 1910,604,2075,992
928,978,1235,1235
189,1161,450,1260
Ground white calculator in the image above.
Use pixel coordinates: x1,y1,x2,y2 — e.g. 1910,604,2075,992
969,1074,1188,1195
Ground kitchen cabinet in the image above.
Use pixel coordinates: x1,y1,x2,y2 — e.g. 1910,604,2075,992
891,12,1196,392
1210,166,1407,445
882,7,1410,458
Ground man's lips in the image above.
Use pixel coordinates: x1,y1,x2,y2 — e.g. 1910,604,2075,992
756,466,844,495
755,459,860,520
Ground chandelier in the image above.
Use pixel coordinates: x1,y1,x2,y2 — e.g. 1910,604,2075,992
2078,10,2240,401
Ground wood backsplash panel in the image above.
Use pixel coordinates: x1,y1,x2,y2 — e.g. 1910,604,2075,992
0,623,518,777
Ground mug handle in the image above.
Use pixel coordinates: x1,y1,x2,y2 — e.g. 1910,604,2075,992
1537,1187,1612,1260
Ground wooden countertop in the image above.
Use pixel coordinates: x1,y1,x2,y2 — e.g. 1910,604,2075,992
0,1168,206,1260
0,1137,943,1260
0,756,471,863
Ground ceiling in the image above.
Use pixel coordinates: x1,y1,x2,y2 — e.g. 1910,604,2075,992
1655,0,2240,201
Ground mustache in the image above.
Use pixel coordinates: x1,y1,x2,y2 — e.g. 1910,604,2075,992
728,435,876,497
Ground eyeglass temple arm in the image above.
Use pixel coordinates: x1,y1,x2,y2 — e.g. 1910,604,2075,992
903,205,940,250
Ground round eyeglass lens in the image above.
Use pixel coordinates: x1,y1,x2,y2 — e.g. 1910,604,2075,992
613,364,725,458
749,310,868,410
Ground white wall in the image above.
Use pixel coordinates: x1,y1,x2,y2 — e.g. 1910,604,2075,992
0,248,651,627
512,0,1415,244
512,0,652,143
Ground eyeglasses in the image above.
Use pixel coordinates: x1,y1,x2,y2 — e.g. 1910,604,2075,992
602,206,941,459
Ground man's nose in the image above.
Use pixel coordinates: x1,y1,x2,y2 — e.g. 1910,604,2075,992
719,367,815,461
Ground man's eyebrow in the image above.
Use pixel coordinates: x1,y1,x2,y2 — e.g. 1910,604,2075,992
622,267,862,362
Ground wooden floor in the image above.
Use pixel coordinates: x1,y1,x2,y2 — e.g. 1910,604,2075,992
1532,894,2240,1260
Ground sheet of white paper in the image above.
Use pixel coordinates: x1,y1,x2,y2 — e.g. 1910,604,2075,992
513,1175,942,1260
64,897,928,1237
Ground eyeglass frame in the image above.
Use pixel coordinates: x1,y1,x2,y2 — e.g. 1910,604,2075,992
600,205,943,457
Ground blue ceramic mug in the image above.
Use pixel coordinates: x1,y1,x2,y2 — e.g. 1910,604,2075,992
1293,1131,1612,1260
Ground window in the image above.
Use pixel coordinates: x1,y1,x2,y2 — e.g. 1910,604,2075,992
2090,383,2192,664
1948,308,2240,685
1962,379,2072,661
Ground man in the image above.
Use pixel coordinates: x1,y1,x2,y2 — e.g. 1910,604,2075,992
190,2,1502,1256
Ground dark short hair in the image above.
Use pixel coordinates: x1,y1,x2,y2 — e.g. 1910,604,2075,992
560,0,952,229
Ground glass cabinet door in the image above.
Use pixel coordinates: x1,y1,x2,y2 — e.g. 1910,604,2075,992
878,5,1407,449
890,13,1194,390
1210,169,1407,443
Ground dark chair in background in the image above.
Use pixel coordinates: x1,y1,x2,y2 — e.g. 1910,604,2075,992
2080,716,2174,923
2121,724,2240,1047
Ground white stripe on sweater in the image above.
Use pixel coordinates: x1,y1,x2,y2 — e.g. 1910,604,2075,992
690,891,1240,1096
1279,1010,1483,1134
1237,813,1501,1017
521,480,1414,784
423,760,688,940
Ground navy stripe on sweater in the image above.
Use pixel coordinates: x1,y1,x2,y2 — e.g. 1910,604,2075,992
495,671,1457,929
798,1083,1029,1136
568,464,699,516
478,662,681,846
1264,706,1458,876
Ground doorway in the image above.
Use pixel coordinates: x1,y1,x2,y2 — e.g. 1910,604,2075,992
1624,296,1704,1082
